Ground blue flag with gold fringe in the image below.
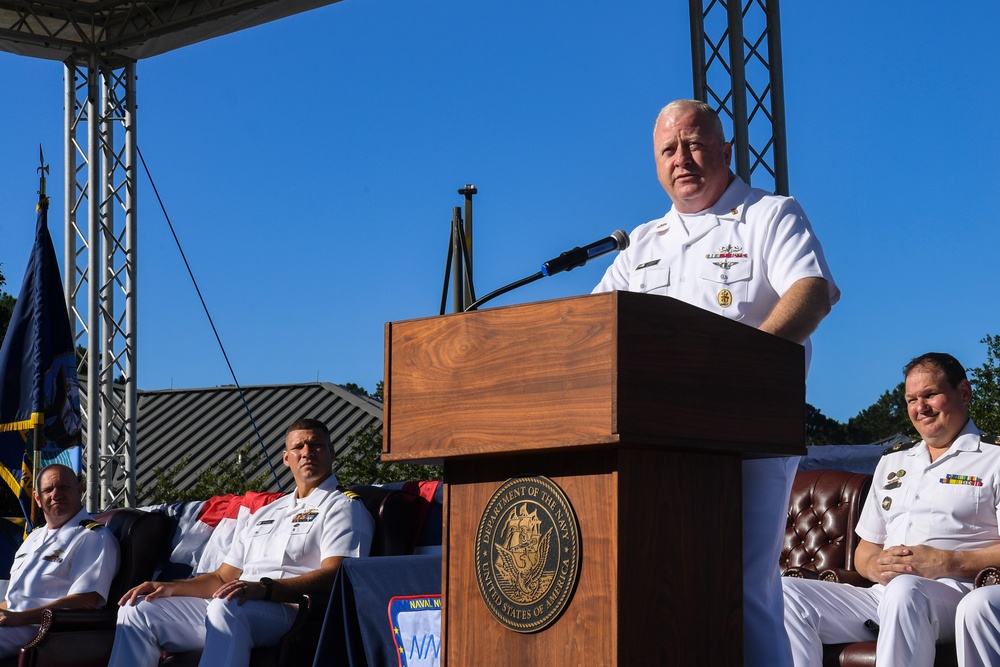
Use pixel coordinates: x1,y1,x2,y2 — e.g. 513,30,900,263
0,198,82,526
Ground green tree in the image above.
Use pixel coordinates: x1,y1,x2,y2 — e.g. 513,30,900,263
969,334,1000,435
806,385,914,447
0,264,16,344
343,380,384,402
845,382,916,444
139,443,271,505
334,380,440,484
805,403,849,445
335,424,442,485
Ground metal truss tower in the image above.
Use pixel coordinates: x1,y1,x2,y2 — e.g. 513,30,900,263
64,57,139,511
689,0,788,195
2,0,786,508
0,0,344,510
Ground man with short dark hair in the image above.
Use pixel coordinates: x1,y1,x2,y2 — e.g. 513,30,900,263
783,353,1000,667
593,99,839,665
108,418,374,667
0,463,120,657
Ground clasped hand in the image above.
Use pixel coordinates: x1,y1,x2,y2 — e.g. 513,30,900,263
873,544,954,585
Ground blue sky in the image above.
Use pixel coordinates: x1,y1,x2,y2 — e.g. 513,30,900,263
1,1,998,424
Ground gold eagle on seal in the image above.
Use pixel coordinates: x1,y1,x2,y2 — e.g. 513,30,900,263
494,503,553,604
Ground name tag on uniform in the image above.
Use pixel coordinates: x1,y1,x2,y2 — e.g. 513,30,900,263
290,509,319,535
252,519,276,537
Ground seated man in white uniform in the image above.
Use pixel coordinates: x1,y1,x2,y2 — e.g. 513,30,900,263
783,353,1000,667
108,418,375,667
0,463,120,657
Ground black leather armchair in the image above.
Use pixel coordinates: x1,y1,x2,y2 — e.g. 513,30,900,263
781,469,984,667
3,507,173,667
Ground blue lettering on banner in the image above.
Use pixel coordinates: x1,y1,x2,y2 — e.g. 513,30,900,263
389,595,441,667
408,634,441,661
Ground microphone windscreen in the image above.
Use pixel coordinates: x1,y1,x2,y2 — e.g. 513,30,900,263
611,229,630,251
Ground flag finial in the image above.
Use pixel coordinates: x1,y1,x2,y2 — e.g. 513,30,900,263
37,145,49,210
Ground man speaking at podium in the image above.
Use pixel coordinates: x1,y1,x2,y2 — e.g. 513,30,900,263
593,99,839,666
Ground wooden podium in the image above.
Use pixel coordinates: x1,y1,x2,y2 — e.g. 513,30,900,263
383,291,805,665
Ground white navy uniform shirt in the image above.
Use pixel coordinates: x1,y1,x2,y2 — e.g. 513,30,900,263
224,474,374,581
593,176,839,371
856,419,1000,571
5,507,120,610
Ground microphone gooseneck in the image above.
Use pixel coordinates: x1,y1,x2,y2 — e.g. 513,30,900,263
465,229,630,312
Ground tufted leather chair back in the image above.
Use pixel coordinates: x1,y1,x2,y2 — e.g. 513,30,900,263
781,469,872,576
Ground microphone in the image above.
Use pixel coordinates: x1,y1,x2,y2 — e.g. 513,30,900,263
540,230,630,277
465,229,630,311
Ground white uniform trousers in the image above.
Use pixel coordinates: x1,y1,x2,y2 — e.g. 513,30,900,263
955,585,1000,667
743,456,799,667
0,625,41,658
108,596,297,667
783,574,970,667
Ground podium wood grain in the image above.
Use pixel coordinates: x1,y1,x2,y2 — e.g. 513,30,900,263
384,292,805,665
385,291,804,461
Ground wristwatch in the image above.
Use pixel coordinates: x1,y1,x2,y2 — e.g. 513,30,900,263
260,577,275,601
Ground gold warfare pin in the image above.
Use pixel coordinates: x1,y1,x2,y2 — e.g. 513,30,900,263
883,470,906,490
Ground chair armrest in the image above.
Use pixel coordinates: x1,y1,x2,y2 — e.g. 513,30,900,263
286,594,313,635
818,568,873,588
836,640,879,667
976,566,1000,588
21,608,118,647
782,567,820,580
14,608,120,667
273,593,325,667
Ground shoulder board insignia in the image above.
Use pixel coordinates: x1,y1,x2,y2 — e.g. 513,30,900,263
79,519,103,530
882,441,918,456
981,434,1000,446
336,485,361,501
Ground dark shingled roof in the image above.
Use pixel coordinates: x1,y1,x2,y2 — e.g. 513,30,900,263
126,382,381,503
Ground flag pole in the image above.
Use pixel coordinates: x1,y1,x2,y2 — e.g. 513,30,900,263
30,146,50,527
